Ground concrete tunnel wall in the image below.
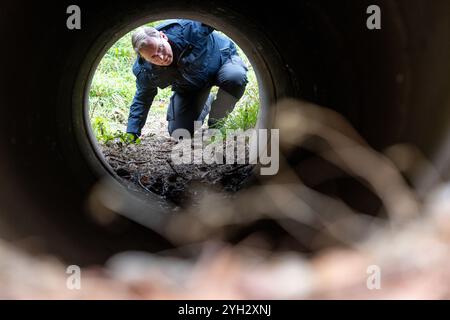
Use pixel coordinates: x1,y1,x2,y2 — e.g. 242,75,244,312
0,0,449,264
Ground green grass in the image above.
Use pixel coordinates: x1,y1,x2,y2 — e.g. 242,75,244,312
91,116,141,145
210,54,259,135
88,21,260,140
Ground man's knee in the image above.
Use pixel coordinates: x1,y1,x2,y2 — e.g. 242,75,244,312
218,65,248,98
168,120,196,137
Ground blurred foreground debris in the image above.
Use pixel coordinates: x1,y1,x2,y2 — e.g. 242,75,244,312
1,99,450,299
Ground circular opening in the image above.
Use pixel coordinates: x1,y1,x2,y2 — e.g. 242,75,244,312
87,19,262,205
75,8,292,209
74,11,291,214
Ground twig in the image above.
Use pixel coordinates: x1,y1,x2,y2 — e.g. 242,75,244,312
166,159,188,180
131,159,156,165
200,171,210,179
136,173,152,193
107,156,127,164
106,156,154,165
224,164,253,175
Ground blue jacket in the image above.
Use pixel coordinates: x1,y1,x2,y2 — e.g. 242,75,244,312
127,19,238,135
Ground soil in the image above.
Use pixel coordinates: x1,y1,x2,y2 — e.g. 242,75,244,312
99,115,255,208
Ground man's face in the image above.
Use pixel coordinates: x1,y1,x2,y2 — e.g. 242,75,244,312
139,31,173,66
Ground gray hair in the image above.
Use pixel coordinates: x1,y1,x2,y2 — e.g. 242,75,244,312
131,26,160,54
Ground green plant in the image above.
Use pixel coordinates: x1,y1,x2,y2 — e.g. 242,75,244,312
211,102,259,132
210,72,260,137
91,116,141,145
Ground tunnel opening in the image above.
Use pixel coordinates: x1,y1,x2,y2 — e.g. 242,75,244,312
86,18,264,209
73,7,393,256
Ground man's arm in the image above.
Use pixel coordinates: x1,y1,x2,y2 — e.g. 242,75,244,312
187,20,215,43
126,70,157,137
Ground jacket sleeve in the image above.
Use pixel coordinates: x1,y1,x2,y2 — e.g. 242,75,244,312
126,68,157,136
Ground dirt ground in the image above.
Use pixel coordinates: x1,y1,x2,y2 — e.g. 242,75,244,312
100,114,254,208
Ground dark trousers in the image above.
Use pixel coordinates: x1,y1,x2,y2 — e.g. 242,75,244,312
167,55,248,136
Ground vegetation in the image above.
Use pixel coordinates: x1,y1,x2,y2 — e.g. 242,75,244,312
91,117,141,145
209,69,259,136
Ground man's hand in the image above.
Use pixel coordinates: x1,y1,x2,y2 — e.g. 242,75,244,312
126,132,140,143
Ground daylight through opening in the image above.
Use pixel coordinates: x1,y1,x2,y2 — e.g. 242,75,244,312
87,18,263,207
